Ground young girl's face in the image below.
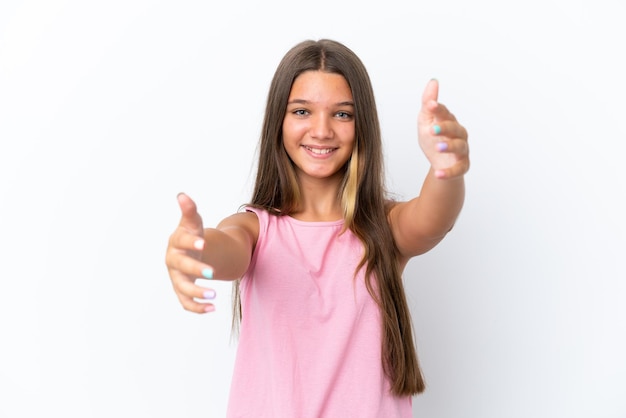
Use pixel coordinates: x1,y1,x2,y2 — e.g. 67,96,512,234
282,70,355,183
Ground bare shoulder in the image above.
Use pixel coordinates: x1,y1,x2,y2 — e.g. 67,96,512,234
385,198,410,224
217,211,260,245
218,211,260,233
386,196,441,260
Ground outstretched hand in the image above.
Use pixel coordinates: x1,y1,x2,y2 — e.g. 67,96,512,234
165,193,217,313
418,79,469,179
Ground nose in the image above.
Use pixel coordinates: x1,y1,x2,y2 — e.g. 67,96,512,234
309,113,333,140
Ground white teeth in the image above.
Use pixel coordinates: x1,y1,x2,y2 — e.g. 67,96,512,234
305,146,334,155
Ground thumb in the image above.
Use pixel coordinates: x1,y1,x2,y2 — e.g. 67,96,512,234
419,78,439,122
176,192,204,235
421,78,439,106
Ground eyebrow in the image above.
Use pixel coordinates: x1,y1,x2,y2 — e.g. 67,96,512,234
287,99,355,107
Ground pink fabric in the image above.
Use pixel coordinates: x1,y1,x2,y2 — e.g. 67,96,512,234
226,207,412,418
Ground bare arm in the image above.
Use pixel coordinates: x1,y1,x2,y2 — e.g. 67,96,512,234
165,193,258,313
200,212,259,280
389,79,469,260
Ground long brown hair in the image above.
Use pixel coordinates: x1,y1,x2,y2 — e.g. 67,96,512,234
233,39,425,396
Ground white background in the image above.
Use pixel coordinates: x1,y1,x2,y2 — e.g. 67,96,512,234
1,1,625,417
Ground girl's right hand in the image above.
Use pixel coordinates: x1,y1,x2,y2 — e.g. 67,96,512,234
165,193,217,313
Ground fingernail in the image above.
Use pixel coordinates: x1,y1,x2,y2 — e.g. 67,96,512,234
194,239,204,250
203,289,216,299
437,142,448,151
435,169,446,179
202,268,214,279
204,305,215,313
433,125,441,135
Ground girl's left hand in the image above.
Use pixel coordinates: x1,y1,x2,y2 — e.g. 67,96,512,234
417,79,470,179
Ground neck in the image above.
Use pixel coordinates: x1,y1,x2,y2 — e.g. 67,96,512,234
291,174,344,222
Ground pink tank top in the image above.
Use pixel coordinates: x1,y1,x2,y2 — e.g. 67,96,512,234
226,207,412,417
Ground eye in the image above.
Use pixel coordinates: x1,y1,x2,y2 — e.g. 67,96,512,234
292,109,309,116
335,111,353,120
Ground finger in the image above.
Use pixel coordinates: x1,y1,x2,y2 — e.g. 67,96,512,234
170,273,218,313
421,78,439,107
176,192,204,235
418,79,439,125
176,291,217,314
168,227,206,252
434,159,470,179
435,138,469,156
428,102,458,123
431,120,467,140
166,249,214,279
174,275,217,300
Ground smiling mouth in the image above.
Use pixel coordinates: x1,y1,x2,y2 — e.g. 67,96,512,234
303,145,337,155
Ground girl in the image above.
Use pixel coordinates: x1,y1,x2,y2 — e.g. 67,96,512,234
165,39,469,417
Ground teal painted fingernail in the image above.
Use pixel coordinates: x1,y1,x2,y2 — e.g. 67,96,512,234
433,125,441,135
202,268,213,279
